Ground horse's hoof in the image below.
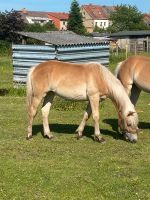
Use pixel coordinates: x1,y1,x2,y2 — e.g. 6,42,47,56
44,135,54,140
76,135,84,140
26,135,33,140
94,136,106,143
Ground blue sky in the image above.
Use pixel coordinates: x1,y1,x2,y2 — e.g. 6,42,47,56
0,0,150,13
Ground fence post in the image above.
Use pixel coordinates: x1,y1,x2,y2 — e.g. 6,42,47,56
125,40,128,59
134,41,137,55
147,36,149,53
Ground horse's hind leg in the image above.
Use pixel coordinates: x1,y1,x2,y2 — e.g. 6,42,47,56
27,96,42,140
130,84,141,106
76,102,92,139
42,92,55,139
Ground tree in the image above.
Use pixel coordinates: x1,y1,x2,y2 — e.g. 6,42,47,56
108,5,149,32
0,9,25,41
93,25,106,33
24,21,57,32
67,0,86,35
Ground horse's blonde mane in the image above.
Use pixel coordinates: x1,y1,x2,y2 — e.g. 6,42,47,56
115,61,123,78
98,63,135,116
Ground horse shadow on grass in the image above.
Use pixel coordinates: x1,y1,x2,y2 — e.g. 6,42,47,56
103,118,150,134
32,121,123,141
0,89,9,96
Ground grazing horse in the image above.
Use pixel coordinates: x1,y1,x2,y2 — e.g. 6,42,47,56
27,60,139,143
115,55,150,105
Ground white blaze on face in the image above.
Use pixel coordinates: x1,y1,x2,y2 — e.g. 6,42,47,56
124,132,138,143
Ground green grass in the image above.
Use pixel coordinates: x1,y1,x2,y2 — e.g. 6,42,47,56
0,55,150,200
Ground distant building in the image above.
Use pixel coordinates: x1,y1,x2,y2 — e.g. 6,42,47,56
19,9,51,25
81,4,115,33
48,12,69,30
110,30,150,52
144,13,150,26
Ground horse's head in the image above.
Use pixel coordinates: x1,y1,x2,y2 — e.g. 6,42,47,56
118,111,139,143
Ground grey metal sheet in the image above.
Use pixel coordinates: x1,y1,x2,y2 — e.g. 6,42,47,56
13,44,55,51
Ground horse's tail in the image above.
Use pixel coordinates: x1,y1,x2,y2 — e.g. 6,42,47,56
26,67,35,108
115,61,123,78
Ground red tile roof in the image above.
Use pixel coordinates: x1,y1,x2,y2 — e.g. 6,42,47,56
82,4,115,19
48,12,69,20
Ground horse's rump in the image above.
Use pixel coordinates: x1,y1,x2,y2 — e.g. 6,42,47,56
116,55,150,93
26,67,35,107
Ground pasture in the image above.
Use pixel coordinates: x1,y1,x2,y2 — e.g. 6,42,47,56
0,55,150,200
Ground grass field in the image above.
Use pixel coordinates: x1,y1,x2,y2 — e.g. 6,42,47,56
0,55,150,200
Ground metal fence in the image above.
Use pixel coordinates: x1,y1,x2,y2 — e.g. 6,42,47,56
12,44,109,84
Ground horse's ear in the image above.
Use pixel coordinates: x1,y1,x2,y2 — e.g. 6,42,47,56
127,111,135,117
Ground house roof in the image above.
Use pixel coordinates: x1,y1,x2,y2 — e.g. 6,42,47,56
110,30,150,38
19,9,49,18
92,32,110,37
17,31,108,46
48,12,69,20
82,4,115,20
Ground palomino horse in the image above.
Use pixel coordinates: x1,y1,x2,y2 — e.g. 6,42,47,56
27,60,139,143
116,55,150,105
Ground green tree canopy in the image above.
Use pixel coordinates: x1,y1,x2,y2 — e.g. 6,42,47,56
93,25,106,33
24,21,57,32
108,5,149,32
67,0,86,35
0,9,25,41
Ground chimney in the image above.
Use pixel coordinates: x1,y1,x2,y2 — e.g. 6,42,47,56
21,8,28,14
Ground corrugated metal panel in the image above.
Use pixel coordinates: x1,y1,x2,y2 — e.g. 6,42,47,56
13,44,56,83
12,44,109,84
57,45,109,65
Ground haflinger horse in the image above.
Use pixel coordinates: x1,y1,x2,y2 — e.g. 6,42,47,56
26,60,139,143
115,55,150,105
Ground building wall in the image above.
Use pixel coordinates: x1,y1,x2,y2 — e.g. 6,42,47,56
81,7,94,33
26,16,50,25
115,37,150,52
60,20,68,30
94,19,110,29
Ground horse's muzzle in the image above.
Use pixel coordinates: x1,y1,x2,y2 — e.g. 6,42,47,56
123,132,138,143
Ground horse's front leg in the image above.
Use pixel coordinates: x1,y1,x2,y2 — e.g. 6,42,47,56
89,94,105,143
76,102,92,139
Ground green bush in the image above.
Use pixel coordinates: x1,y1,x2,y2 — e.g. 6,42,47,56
0,40,11,56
